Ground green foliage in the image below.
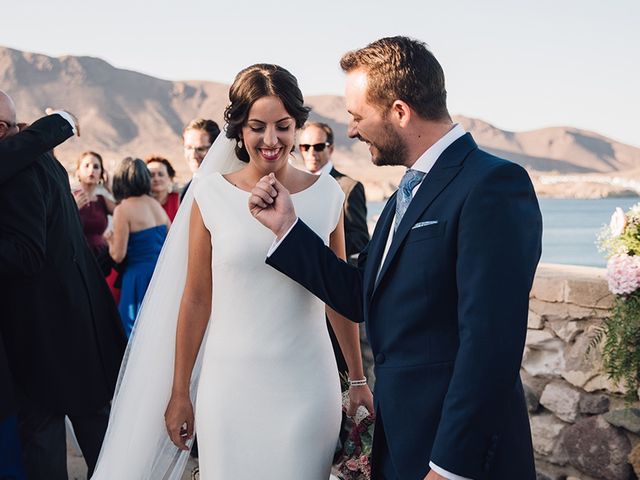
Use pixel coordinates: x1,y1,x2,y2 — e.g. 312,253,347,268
599,292,640,400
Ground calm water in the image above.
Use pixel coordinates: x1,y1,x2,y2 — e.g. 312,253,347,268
367,198,640,268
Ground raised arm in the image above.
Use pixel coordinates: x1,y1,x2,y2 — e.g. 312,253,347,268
250,173,366,322
0,114,74,184
165,200,213,450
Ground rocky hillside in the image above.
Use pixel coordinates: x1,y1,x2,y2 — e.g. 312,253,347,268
2,46,638,198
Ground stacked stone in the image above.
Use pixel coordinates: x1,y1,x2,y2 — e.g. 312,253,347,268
524,264,640,480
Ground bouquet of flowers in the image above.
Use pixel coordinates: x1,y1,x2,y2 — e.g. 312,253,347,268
333,376,375,480
596,203,640,397
333,399,374,479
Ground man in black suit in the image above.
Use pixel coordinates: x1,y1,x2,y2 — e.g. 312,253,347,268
0,91,127,479
299,122,369,261
0,107,81,480
250,37,541,480
299,121,372,375
299,121,373,450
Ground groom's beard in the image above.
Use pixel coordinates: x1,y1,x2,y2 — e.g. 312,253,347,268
368,122,407,167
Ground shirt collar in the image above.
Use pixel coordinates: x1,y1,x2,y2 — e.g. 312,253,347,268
316,161,334,176
410,123,466,175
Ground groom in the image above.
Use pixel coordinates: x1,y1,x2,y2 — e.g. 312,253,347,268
249,37,542,479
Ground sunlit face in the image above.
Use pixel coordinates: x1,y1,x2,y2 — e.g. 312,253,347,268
77,154,103,185
345,70,407,167
299,125,333,174
241,96,295,174
183,129,212,174
147,161,171,194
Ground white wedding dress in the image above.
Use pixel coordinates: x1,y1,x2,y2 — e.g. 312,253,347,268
192,172,343,479
91,137,344,480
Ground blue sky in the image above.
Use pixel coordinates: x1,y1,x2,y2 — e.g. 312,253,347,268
2,0,638,146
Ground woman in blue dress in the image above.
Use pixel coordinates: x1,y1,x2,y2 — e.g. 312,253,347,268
105,157,170,337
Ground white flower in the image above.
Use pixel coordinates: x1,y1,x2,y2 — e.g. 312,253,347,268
610,207,627,237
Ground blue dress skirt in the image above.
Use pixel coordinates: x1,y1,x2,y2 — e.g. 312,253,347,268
118,225,167,337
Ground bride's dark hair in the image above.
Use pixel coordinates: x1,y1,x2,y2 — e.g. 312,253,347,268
224,64,310,162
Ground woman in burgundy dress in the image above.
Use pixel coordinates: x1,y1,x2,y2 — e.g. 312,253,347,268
145,155,180,221
73,151,120,306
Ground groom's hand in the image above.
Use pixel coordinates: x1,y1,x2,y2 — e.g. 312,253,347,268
248,173,297,239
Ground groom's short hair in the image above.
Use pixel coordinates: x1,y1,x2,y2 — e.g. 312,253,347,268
340,36,450,122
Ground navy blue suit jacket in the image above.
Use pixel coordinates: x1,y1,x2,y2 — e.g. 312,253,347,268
267,133,542,479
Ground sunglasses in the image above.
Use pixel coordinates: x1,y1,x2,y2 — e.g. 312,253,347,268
299,142,331,152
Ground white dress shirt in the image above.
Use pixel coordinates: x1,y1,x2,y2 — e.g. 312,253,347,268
51,111,77,135
377,124,466,278
316,161,334,176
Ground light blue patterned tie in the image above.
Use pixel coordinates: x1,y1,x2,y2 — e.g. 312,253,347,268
394,168,426,231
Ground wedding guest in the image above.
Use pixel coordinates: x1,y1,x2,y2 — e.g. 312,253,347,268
105,157,170,337
145,155,180,221
0,108,80,480
73,151,116,275
0,90,126,479
251,36,542,480
180,118,220,200
299,121,373,452
299,122,369,261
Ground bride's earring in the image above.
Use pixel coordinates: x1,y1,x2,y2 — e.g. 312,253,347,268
238,139,243,149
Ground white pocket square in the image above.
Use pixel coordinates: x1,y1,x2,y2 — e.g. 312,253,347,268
412,220,438,230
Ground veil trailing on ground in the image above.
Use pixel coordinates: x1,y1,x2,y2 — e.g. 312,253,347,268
91,136,245,479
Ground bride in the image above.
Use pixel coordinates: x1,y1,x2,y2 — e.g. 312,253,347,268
91,64,373,479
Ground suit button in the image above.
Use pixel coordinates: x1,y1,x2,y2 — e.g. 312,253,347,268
375,353,386,364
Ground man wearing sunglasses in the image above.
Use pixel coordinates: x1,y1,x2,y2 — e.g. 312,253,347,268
299,122,369,260
299,121,373,451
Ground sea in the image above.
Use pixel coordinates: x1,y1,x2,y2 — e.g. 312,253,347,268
366,197,640,268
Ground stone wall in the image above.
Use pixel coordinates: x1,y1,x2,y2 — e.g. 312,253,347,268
525,264,640,480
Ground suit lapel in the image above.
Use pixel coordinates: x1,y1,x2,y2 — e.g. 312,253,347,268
372,133,477,295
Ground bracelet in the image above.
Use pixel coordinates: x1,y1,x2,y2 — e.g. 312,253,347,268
348,376,367,387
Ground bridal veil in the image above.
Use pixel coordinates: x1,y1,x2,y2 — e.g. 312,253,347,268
91,136,245,479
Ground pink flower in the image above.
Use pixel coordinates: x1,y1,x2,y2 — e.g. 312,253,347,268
607,255,640,295
345,459,360,471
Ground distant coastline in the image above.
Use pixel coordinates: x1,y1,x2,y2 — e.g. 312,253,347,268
359,176,640,202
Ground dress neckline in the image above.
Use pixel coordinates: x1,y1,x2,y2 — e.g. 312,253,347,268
129,224,167,235
216,171,324,197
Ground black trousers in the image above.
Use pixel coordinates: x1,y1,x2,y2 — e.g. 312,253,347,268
17,393,109,480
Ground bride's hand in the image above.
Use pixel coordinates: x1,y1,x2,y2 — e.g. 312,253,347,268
165,393,194,451
346,384,374,418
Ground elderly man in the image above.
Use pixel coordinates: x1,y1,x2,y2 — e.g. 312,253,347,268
0,100,84,480
0,90,126,479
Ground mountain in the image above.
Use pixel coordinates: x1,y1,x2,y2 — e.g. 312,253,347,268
2,46,639,198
